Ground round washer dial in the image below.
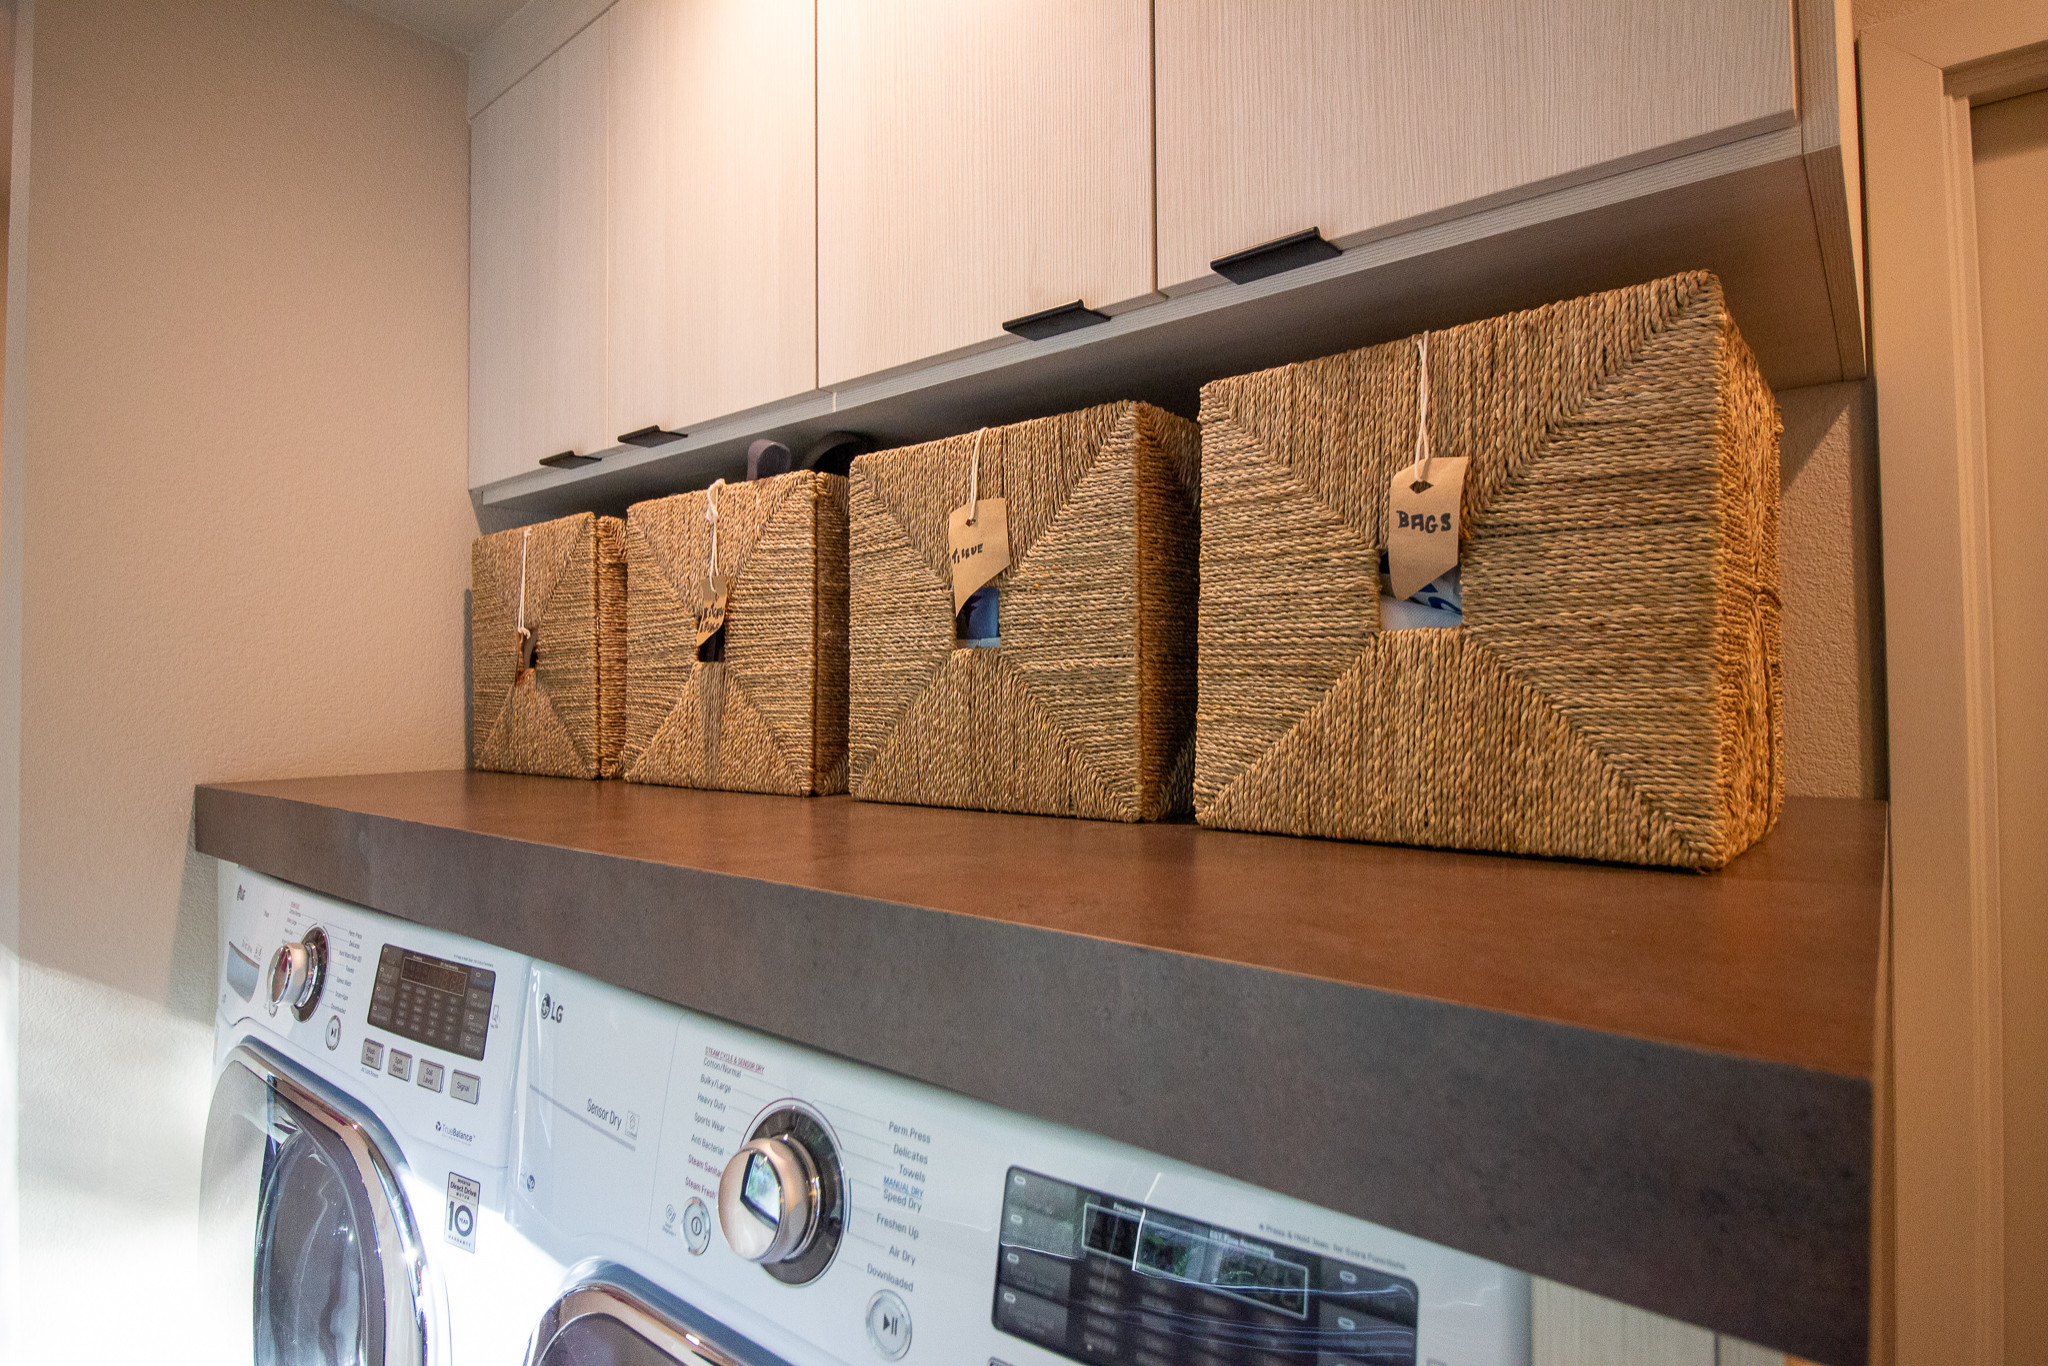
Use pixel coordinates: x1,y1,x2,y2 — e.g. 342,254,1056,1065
267,926,328,1022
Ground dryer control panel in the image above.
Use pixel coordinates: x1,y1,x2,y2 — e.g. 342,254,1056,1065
217,865,527,1169
510,965,1531,1366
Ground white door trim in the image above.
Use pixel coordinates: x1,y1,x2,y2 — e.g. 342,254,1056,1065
1860,6,2048,1363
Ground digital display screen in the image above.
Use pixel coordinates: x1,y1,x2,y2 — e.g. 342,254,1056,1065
400,954,468,996
997,1167,1420,1366
367,945,496,1061
1084,1203,1140,1260
742,1153,780,1225
1214,1244,1311,1316
1126,1213,1310,1318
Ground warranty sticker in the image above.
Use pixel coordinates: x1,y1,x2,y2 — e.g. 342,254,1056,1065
446,1172,480,1252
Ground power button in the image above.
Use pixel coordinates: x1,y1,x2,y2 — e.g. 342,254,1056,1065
865,1290,911,1360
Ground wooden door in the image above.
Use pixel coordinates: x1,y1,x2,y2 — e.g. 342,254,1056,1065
816,0,1155,388
469,15,610,488
1153,0,1797,293
606,0,816,440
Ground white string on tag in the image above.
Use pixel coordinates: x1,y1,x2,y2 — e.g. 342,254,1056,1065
1413,333,1433,487
965,428,988,525
515,526,532,662
705,477,725,589
1385,329,1469,603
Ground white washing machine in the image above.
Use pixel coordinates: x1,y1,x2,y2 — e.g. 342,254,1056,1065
199,865,554,1366
511,962,1531,1366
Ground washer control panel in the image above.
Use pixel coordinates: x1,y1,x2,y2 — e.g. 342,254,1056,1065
367,945,497,1060
217,865,527,1167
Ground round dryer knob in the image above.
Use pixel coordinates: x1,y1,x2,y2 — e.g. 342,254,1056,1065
267,927,328,1021
718,1131,822,1266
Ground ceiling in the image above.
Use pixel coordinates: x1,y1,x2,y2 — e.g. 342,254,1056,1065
345,0,530,53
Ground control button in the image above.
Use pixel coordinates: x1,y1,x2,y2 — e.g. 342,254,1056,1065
865,1290,912,1361
324,1015,342,1051
459,1033,485,1057
417,1060,445,1093
388,1049,412,1082
994,1286,1068,1345
450,1071,480,1105
999,1246,1073,1302
468,967,495,988
361,1039,384,1070
466,988,492,1011
683,1198,712,1255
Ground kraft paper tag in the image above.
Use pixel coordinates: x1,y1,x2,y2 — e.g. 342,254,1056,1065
695,576,729,663
1386,457,1469,602
947,498,1010,613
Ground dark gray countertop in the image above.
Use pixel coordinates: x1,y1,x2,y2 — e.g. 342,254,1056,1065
194,772,1886,1366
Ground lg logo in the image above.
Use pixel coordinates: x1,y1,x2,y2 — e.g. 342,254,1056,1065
538,993,565,1024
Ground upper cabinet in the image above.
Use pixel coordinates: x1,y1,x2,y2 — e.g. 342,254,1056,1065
469,14,610,490
470,0,1859,507
815,0,1156,388
1153,0,1797,292
607,0,816,439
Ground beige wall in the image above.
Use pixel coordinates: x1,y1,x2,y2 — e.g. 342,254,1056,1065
1777,379,1888,800
5,0,472,1356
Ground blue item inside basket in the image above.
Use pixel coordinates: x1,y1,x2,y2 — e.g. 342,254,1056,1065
956,583,1000,648
1378,561,1463,630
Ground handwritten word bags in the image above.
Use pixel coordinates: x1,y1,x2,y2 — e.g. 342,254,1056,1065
1195,272,1783,869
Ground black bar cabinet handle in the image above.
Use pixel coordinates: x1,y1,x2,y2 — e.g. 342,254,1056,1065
1002,300,1111,342
1210,228,1342,285
617,425,686,448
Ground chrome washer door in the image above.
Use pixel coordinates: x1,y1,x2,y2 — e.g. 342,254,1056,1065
200,1044,428,1366
529,1272,789,1366
253,1103,386,1362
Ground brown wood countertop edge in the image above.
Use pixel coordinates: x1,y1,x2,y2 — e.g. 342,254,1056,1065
191,775,1888,1082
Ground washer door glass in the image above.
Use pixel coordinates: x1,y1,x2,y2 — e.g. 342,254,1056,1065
254,1106,387,1365
199,1050,423,1366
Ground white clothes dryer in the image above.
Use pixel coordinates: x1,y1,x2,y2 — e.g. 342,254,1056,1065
510,962,1531,1366
199,865,553,1366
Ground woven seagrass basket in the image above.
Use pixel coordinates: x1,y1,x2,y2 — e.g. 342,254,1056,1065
471,512,626,779
848,402,1200,821
622,470,849,795
1196,271,1782,869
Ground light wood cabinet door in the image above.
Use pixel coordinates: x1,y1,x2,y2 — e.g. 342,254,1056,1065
469,15,610,489
1154,0,1797,292
816,0,1155,388
607,0,816,439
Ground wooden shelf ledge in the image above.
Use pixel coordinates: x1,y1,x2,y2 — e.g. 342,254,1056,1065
194,772,1885,1366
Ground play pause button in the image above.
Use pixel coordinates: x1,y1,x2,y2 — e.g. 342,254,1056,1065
865,1290,911,1360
